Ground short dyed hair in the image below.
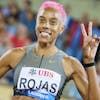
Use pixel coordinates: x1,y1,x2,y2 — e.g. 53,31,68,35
39,1,67,24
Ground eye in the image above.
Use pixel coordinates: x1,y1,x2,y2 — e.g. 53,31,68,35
50,19,57,25
50,21,57,25
39,17,46,23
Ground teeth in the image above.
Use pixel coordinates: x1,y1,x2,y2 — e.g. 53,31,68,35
41,32,51,38
41,32,49,35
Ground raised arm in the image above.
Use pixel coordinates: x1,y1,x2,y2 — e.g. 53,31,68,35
0,48,25,78
81,22,100,100
62,22,100,100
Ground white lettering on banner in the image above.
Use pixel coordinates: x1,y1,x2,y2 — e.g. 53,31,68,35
17,67,61,96
28,90,48,99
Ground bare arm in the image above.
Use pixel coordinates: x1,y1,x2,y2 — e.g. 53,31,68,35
0,48,25,78
63,22,100,100
86,67,100,100
62,56,88,100
0,50,12,78
81,22,100,100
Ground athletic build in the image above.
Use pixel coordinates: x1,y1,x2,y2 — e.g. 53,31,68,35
0,1,100,100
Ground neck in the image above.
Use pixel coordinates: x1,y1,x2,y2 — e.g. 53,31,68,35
35,41,58,56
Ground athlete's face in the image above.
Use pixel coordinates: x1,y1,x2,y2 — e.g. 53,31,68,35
36,7,64,43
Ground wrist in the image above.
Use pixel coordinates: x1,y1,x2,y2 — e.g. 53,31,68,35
83,58,94,64
83,62,95,68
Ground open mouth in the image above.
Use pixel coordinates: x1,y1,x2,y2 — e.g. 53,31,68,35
40,31,52,38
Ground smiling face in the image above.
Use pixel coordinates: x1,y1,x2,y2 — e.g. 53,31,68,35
36,7,64,44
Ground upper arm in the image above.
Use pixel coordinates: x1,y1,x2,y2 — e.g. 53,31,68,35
0,48,26,78
0,49,13,77
62,56,88,100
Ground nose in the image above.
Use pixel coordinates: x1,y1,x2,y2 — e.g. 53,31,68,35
43,22,50,29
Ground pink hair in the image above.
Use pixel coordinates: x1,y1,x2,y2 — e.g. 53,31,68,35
39,1,67,23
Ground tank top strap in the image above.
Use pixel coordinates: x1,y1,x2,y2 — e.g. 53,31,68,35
25,43,36,55
57,49,66,59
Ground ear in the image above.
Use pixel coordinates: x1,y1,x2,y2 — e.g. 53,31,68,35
59,25,65,35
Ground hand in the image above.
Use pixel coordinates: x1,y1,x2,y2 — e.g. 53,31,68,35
81,22,100,63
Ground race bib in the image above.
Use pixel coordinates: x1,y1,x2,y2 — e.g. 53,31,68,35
17,67,61,99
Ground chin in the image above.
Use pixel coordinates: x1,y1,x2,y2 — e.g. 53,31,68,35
38,39,52,44
39,40,50,44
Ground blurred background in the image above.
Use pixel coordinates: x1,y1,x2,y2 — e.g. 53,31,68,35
0,0,100,100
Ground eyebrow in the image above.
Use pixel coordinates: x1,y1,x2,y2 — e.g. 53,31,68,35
50,18,57,21
39,16,57,20
39,16,45,19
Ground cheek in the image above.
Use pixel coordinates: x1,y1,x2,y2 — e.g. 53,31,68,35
52,27,61,36
51,31,59,40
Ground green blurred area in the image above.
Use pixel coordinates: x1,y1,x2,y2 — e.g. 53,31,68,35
1,0,100,20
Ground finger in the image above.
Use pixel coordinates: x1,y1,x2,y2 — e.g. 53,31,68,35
93,34,97,38
89,38,98,48
88,21,92,36
93,34,100,42
92,35,100,46
91,38,95,43
80,23,87,37
95,37,100,43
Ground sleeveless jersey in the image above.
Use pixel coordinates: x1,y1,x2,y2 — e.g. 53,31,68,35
13,44,68,100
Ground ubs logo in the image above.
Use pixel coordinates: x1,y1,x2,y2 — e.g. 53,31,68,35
28,68,54,78
29,68,37,75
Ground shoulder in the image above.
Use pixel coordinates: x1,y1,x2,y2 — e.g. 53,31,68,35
6,47,26,57
0,47,26,69
63,55,84,70
7,44,35,56
62,55,86,79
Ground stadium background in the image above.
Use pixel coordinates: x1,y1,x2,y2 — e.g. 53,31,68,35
0,0,100,100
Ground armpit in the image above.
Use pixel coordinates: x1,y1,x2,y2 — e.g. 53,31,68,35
62,56,75,80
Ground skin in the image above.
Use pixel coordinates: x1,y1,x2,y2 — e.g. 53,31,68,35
0,7,100,100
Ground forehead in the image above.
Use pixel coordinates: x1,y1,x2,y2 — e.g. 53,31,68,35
38,7,62,20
